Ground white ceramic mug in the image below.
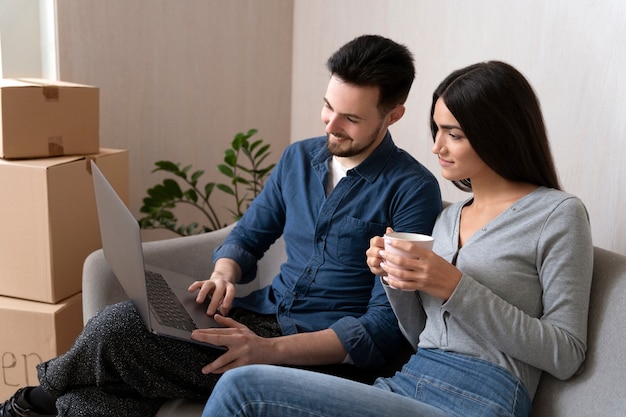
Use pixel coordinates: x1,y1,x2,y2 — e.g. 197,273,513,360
383,232,434,288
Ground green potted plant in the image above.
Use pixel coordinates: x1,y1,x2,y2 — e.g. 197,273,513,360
138,129,275,236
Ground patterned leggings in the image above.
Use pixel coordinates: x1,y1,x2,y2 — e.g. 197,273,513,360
36,301,281,417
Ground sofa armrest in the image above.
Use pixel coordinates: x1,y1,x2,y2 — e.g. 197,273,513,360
530,247,626,416
82,222,285,416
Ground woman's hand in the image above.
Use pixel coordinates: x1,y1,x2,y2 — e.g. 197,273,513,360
380,236,463,301
366,227,393,276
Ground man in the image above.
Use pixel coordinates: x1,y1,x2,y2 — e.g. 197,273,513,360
0,34,441,417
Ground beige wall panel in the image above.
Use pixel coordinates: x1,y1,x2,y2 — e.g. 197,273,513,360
292,0,626,254
56,0,293,238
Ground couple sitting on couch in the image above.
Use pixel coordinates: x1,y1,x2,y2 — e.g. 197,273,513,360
1,35,592,417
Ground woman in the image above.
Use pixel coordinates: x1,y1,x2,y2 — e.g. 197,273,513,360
200,61,593,417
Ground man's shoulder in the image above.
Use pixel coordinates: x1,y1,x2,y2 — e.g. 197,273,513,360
386,148,437,179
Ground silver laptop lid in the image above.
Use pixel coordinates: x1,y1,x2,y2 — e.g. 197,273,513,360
91,160,152,328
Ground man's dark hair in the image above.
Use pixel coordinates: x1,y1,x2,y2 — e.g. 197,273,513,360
326,34,415,115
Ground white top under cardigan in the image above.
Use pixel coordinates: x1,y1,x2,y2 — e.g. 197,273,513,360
384,187,593,399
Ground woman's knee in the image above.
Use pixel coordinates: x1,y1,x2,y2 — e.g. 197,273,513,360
83,301,144,339
213,365,273,399
220,365,266,387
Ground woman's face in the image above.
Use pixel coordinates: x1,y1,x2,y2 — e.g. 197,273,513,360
431,98,490,182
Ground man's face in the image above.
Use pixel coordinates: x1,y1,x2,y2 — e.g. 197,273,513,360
321,76,390,168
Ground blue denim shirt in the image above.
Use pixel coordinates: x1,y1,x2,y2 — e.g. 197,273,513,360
214,133,442,368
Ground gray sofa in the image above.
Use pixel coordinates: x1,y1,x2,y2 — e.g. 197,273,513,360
82,224,626,416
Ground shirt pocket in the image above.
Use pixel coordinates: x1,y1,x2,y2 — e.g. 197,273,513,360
337,216,386,268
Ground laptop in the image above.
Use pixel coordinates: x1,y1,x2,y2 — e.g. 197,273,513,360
90,160,225,349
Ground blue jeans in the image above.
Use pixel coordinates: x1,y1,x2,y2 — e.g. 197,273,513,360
202,349,531,417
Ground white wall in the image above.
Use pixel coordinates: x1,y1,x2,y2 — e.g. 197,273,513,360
4,0,624,254
55,0,293,240
0,0,42,77
291,0,626,255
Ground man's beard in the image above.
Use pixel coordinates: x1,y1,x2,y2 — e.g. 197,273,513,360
326,123,385,158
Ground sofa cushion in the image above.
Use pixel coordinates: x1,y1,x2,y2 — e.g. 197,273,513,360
530,247,626,416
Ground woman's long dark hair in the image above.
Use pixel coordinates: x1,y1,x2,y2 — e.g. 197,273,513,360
430,61,561,192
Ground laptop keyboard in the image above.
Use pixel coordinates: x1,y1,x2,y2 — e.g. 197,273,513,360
145,270,198,332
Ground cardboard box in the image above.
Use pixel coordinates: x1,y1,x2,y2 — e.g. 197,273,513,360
0,293,82,401
0,148,128,303
0,78,99,159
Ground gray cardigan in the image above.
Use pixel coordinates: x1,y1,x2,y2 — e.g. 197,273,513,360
385,187,593,398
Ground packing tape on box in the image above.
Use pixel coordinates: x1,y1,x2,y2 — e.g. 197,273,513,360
85,155,98,174
42,85,59,101
48,136,64,156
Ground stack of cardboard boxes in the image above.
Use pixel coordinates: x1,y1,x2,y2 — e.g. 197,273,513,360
0,78,129,399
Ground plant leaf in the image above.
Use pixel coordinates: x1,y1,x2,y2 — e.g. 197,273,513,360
249,139,262,152
217,164,234,177
223,149,237,167
254,144,271,159
184,189,198,203
217,183,235,196
140,130,273,234
190,170,204,185
163,179,183,198
153,160,180,173
147,185,172,202
232,134,245,151
204,182,216,196
233,177,250,185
